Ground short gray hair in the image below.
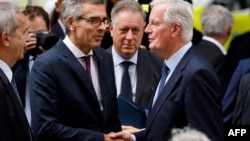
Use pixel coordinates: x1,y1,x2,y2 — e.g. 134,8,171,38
62,0,107,34
150,0,194,41
169,127,211,141
111,0,146,26
201,5,233,37
0,2,23,36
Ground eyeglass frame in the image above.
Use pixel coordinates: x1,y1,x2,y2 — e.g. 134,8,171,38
78,16,111,28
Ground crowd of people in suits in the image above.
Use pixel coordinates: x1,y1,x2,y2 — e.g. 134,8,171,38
1,0,250,141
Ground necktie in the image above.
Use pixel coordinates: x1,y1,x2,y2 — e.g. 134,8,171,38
83,56,92,82
120,61,133,101
158,65,169,96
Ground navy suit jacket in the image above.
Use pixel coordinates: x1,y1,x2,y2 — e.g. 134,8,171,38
0,69,33,141
30,40,121,141
232,72,250,125
135,46,223,141
222,58,250,125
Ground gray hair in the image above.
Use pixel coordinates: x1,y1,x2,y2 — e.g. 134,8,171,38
169,127,211,141
201,5,233,37
111,0,146,26
150,0,194,41
62,0,107,34
0,2,23,36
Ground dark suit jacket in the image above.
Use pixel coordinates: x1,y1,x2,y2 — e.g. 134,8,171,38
108,48,163,109
196,39,227,93
135,46,223,141
50,20,65,39
30,40,121,141
222,58,250,125
13,56,29,106
0,69,32,141
232,72,250,125
225,31,250,88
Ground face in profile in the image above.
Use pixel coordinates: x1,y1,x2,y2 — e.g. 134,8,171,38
8,12,28,63
73,3,107,52
145,4,172,58
110,11,144,59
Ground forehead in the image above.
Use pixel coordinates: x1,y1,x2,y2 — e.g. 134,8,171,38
115,11,143,25
26,16,47,32
82,3,107,17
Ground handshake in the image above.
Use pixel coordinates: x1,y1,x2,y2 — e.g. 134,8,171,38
104,126,142,141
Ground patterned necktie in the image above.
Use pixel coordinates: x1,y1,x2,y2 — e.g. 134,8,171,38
120,61,133,101
158,65,169,96
83,56,92,82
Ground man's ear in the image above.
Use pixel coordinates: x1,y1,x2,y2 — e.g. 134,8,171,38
109,24,114,37
1,32,10,46
171,23,181,38
67,16,75,31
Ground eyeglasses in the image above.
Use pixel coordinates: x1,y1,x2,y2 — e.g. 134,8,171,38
78,17,111,28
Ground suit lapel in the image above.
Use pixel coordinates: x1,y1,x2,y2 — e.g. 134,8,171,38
136,49,149,102
0,69,31,140
146,47,196,130
57,41,97,98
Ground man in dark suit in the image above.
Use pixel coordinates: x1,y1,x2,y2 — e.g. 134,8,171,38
222,58,250,125
111,0,223,141
30,0,121,140
0,2,33,141
108,0,163,109
107,0,163,128
50,0,65,39
232,72,250,125
196,5,233,93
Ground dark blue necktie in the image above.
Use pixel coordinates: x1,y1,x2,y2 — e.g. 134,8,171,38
158,65,169,96
120,61,133,101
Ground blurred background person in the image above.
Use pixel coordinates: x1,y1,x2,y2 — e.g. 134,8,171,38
222,58,250,125
232,72,250,125
50,0,65,39
30,0,122,140
168,127,211,141
0,2,33,141
13,5,58,126
196,4,233,93
108,0,163,128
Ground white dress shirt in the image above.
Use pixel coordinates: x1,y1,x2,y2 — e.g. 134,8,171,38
63,36,103,110
111,46,138,102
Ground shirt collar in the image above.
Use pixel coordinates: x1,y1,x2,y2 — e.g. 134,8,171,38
111,45,138,66
57,19,66,34
0,60,12,82
165,41,192,72
63,36,93,58
202,36,227,55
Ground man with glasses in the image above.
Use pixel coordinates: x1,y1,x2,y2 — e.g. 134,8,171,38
30,0,121,140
